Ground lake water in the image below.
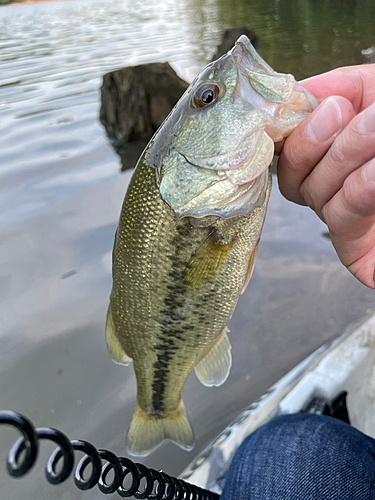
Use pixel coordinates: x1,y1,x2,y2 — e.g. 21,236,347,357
1,0,375,498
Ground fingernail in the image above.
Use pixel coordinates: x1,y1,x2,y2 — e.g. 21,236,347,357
357,101,375,134
363,157,375,184
306,97,342,143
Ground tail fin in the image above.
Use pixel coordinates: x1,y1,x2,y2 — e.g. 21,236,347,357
126,400,195,456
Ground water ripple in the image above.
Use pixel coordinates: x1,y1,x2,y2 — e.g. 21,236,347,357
0,0,206,203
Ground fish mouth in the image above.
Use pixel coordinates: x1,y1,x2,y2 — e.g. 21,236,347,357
229,34,319,141
231,35,275,76
230,35,293,105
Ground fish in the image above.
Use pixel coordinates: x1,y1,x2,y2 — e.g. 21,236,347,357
106,35,319,456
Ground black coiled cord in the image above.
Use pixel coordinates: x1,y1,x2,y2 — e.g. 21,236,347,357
0,410,219,500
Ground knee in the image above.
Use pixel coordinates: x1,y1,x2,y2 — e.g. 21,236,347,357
239,413,358,457
249,413,347,450
234,412,375,469
221,414,375,500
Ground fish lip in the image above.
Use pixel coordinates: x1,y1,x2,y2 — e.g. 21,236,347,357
177,150,206,171
230,40,249,69
230,34,275,75
178,146,270,175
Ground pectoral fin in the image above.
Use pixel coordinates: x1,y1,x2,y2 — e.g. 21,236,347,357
184,231,234,287
240,241,259,295
105,304,133,365
194,327,232,387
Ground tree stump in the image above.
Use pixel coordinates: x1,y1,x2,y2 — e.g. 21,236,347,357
100,62,188,145
362,46,375,64
100,28,259,170
211,27,259,61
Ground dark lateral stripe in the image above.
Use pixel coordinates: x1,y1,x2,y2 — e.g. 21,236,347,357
151,222,192,412
151,348,171,413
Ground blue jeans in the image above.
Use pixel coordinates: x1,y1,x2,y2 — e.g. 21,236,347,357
220,413,375,499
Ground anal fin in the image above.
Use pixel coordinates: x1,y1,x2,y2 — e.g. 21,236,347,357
106,304,132,365
194,327,232,387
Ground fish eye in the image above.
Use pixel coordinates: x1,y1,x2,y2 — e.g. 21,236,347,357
193,83,220,109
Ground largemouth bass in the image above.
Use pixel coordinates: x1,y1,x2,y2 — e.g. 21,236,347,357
106,36,318,456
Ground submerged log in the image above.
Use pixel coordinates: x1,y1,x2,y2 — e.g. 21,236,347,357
100,62,188,145
100,28,259,170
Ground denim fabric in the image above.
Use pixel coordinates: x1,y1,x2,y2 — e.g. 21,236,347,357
220,413,375,500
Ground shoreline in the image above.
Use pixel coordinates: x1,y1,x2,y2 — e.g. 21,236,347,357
8,0,71,5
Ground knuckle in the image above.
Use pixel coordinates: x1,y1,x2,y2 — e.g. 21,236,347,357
341,176,355,209
277,149,305,204
277,176,301,204
357,66,375,108
278,187,294,203
299,179,316,211
342,169,375,217
347,119,366,142
326,142,346,169
341,174,365,215
326,124,364,172
320,204,328,224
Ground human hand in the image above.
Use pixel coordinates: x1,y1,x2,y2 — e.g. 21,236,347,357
277,65,375,289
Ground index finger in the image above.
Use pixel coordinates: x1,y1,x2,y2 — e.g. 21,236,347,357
301,65,375,113
277,96,355,206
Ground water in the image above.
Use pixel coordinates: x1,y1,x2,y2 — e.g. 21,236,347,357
1,0,375,498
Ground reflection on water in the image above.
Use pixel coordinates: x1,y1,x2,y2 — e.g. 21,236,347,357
1,0,375,498
202,0,375,79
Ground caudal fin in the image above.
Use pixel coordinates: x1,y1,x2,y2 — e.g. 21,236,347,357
126,401,195,456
